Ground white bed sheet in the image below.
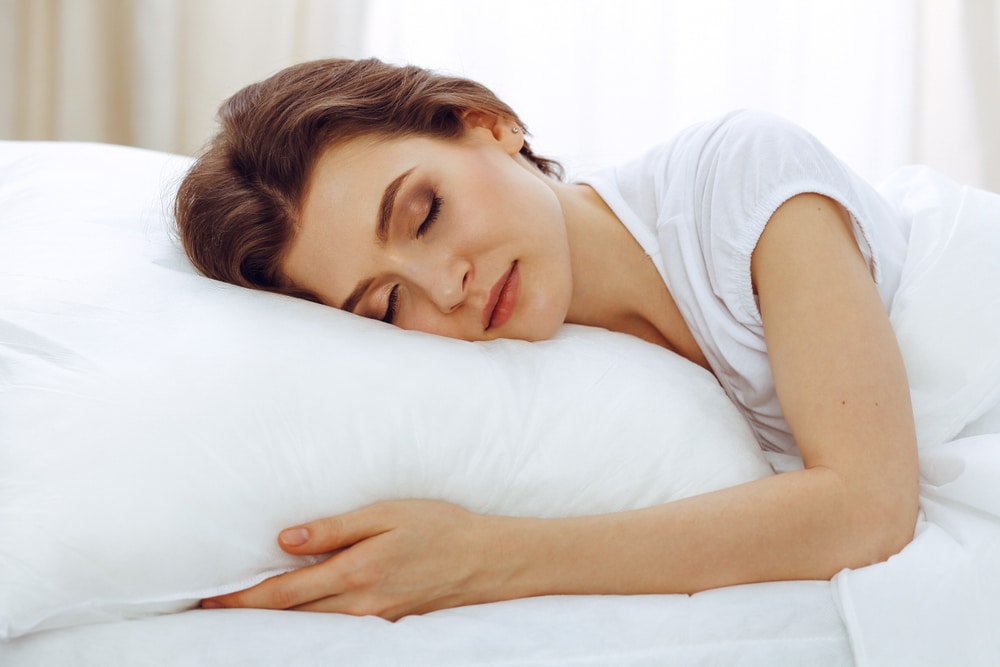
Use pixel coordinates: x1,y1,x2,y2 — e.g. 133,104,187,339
0,583,851,667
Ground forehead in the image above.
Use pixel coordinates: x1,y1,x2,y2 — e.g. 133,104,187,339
299,133,446,221
303,135,399,212
282,135,424,305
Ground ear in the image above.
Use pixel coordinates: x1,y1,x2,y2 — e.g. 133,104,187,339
460,110,525,155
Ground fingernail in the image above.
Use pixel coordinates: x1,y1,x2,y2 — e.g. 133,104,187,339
280,527,310,546
201,599,223,609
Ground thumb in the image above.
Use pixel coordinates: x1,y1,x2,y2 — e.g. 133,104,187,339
277,525,313,551
278,507,390,555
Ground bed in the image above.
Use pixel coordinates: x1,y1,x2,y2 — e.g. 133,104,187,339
1,140,998,666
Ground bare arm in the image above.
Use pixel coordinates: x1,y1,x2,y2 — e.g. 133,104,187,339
205,194,920,618
488,193,920,597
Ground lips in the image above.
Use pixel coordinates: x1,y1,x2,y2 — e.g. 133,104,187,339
482,261,520,331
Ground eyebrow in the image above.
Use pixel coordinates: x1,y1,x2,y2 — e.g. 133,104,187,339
376,168,414,244
340,168,414,312
341,277,373,313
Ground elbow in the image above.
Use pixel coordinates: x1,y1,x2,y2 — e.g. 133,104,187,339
811,446,920,571
867,514,916,566
848,486,920,569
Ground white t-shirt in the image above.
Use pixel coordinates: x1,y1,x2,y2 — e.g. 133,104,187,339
581,110,912,455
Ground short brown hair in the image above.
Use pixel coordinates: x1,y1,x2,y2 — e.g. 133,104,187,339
174,58,561,300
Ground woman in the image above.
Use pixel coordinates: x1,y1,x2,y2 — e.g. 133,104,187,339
177,58,919,620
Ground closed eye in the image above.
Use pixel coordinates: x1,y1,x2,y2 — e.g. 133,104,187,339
382,285,400,324
416,195,443,238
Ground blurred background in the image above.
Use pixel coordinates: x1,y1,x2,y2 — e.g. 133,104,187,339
1,0,998,191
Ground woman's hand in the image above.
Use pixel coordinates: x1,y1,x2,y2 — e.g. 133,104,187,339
201,499,505,621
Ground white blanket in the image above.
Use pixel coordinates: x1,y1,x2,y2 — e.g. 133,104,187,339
836,435,1000,666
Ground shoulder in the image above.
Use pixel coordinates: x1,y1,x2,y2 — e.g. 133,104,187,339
592,110,855,216
707,108,815,142
686,110,863,255
681,112,886,326
693,110,855,200
652,109,828,167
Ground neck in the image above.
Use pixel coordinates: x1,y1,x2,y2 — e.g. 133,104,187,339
547,178,710,369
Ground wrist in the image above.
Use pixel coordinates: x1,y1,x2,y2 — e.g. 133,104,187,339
475,513,598,600
467,513,545,602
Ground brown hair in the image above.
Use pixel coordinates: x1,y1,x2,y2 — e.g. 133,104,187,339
174,58,562,300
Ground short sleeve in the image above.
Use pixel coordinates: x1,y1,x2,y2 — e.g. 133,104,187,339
693,110,882,326
577,110,909,454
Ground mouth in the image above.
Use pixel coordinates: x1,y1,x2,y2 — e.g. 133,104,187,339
483,261,520,331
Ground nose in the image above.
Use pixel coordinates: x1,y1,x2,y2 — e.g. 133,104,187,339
400,253,471,314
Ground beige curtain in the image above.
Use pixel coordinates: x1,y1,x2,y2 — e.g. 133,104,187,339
0,0,366,156
2,0,998,191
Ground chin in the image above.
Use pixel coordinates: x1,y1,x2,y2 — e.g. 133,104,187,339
529,321,565,342
511,310,568,342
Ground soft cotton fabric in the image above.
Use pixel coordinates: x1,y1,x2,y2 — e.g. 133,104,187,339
582,110,911,454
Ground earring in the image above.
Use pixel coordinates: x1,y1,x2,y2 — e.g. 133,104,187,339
511,126,520,134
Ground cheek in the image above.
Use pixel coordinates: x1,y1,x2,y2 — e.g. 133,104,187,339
398,308,465,341
524,272,573,338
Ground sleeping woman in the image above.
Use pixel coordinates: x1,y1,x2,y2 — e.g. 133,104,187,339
176,58,920,620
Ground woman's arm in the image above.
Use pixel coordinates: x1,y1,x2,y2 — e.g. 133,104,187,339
204,193,920,619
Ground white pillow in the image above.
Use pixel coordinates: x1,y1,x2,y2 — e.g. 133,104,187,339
0,141,773,639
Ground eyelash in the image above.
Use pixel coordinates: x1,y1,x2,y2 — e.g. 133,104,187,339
416,194,443,238
383,194,442,324
382,285,400,324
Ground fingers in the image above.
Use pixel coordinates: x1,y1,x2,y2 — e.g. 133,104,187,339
278,505,393,555
206,555,353,610
293,591,400,619
203,505,398,611
200,500,482,620
202,535,403,616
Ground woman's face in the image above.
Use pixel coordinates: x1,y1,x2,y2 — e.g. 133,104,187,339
282,123,574,342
